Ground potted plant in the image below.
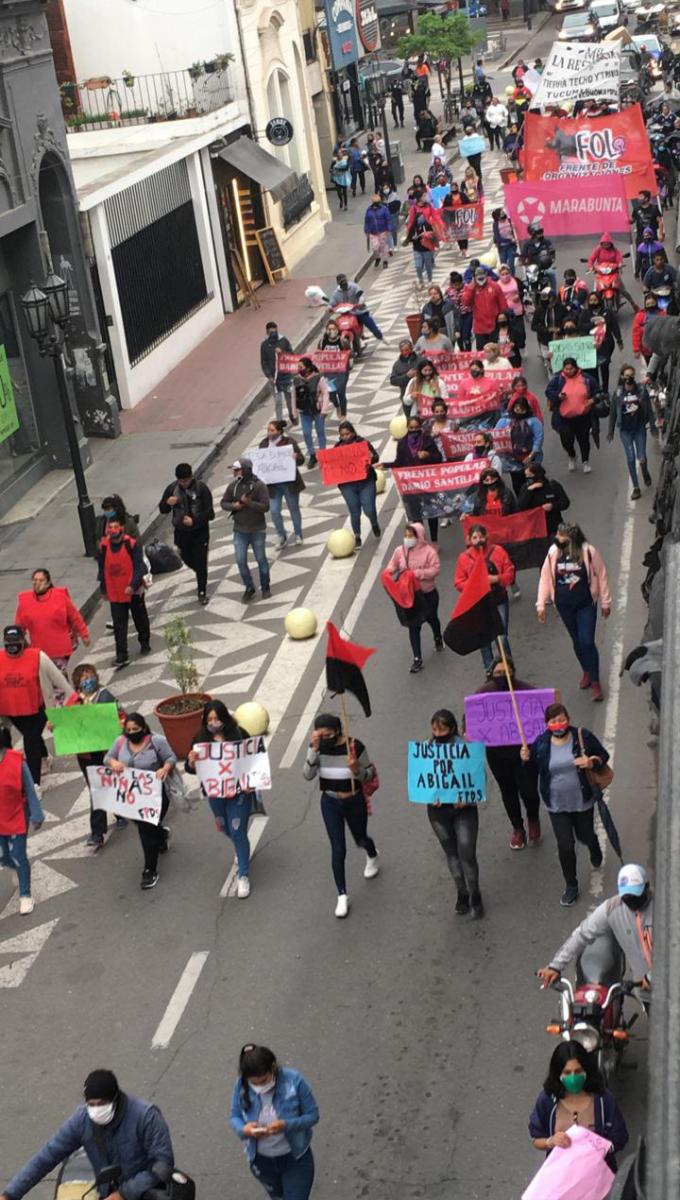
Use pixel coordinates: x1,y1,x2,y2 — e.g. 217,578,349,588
214,51,235,72
154,617,211,758
122,69,135,88
188,61,204,81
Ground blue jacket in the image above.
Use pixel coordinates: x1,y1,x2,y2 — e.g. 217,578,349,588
230,1067,319,1163
529,1087,628,1168
527,726,609,811
364,203,391,235
5,1095,174,1200
495,414,544,464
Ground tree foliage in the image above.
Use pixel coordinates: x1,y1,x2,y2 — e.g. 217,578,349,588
396,12,482,65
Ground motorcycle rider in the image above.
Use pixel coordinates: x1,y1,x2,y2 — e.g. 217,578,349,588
631,191,664,251
559,269,588,313
635,226,667,280
536,864,653,990
586,234,639,312
0,1068,175,1200
642,251,678,311
328,274,385,344
521,224,557,294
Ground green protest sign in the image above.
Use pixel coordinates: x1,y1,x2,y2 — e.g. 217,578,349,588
548,335,597,373
46,703,121,755
0,345,19,445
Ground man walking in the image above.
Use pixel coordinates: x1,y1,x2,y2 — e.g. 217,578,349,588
329,274,385,343
221,458,272,602
159,462,214,606
259,321,297,423
97,518,150,669
390,78,405,128
462,268,507,350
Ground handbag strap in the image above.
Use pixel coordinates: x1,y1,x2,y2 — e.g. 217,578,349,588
577,727,586,758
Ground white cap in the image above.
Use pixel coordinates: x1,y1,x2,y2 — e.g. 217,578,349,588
233,460,241,469
617,864,648,897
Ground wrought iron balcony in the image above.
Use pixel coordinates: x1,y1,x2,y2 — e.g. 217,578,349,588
62,64,234,132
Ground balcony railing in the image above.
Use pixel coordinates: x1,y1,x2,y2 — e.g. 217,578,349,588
62,66,234,133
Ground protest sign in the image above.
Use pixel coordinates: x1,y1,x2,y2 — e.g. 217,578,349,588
276,349,350,375
523,105,656,200
87,765,162,824
407,739,487,804
464,689,556,746
429,184,450,210
532,42,621,109
246,444,296,484
504,175,629,238
441,202,485,241
440,369,518,397
193,736,272,799
393,459,489,496
422,350,479,371
317,441,371,486
548,335,596,372
440,427,513,460
458,134,486,159
47,703,121,756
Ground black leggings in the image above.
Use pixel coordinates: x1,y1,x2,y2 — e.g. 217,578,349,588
549,807,600,887
559,414,592,464
334,183,348,209
321,791,377,894
78,751,107,837
427,804,480,897
487,750,540,830
136,790,170,873
11,709,47,785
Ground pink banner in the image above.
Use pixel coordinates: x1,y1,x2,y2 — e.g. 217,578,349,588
504,175,629,238
440,428,513,459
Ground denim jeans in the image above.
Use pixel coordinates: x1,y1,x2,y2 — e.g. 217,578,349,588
250,1149,315,1200
427,804,480,897
268,380,295,422
328,377,348,416
299,412,327,457
498,243,516,275
338,478,378,535
234,530,270,591
414,249,434,283
358,310,383,340
620,426,648,488
320,791,377,894
556,600,599,682
209,794,251,877
481,599,511,672
269,484,302,539
0,833,30,896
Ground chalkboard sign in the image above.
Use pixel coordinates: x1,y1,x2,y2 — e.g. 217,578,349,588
256,227,287,284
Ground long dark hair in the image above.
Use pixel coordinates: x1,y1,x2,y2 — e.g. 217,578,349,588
196,699,242,743
123,712,150,736
239,1044,278,1107
543,1041,604,1099
430,708,459,736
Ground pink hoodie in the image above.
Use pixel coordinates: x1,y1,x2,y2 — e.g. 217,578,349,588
386,522,440,593
498,273,524,316
537,542,612,612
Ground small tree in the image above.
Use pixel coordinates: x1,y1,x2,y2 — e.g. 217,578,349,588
164,616,200,695
397,12,483,100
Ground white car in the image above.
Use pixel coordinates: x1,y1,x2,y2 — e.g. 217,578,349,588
552,0,587,12
558,10,600,37
589,0,624,28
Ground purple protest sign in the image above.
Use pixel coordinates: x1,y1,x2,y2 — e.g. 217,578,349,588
463,689,556,747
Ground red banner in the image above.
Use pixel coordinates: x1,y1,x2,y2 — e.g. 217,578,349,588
440,428,513,460
317,441,371,486
441,201,485,240
276,349,351,375
440,369,519,396
393,458,490,496
522,105,656,201
416,393,506,419
462,508,549,570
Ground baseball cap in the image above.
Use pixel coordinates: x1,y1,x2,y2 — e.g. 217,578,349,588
617,864,648,897
3,625,24,643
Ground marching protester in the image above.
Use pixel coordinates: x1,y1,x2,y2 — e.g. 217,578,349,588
536,523,611,701
259,321,296,423
104,712,176,890
404,195,443,289
15,569,89,701
529,1042,628,1169
496,393,544,495
414,316,454,355
334,421,381,546
424,708,484,918
96,493,139,542
454,524,515,671
385,522,442,673
258,419,305,548
394,415,442,542
303,713,380,918
0,624,70,786
220,459,272,602
492,207,518,273
363,193,392,269
97,517,151,668
426,398,455,453
390,339,419,408
66,663,124,849
469,467,517,517
292,356,331,467
546,358,598,474
403,359,442,418
608,366,654,500
517,463,570,537
0,724,44,914
463,430,504,475
462,267,507,350
318,318,351,417
158,462,214,606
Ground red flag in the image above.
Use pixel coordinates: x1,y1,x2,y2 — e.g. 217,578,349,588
325,622,375,717
444,551,504,655
462,509,548,571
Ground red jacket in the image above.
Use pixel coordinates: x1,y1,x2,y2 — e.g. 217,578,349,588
461,280,506,334
15,587,88,659
0,647,42,717
0,749,26,835
632,309,666,357
587,235,622,271
454,543,515,594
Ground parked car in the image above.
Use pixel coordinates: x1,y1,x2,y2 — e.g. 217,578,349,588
358,56,405,86
551,0,587,12
590,0,625,28
558,9,601,36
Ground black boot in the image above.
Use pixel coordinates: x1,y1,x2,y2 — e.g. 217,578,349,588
470,892,484,919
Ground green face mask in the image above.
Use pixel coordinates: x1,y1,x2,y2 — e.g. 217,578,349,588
561,1071,586,1095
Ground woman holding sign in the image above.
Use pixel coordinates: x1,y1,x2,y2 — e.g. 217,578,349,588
424,709,483,919
0,725,44,914
105,714,175,890
258,420,305,549
334,422,381,548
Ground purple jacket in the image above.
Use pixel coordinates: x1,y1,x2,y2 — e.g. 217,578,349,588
364,203,391,235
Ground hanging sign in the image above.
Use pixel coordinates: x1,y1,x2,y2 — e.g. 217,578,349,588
266,118,294,147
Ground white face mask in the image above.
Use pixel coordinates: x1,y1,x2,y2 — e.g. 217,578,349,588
250,1079,275,1095
403,537,417,549
87,1102,116,1125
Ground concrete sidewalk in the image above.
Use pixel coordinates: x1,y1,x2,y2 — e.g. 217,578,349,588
0,14,555,621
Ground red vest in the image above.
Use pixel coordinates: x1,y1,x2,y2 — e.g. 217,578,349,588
0,647,42,716
101,535,135,603
0,748,27,835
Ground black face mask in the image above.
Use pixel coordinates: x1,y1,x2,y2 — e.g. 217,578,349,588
491,675,510,690
268,332,278,341
470,369,483,378
318,735,338,753
555,539,569,551
4,643,22,657
126,730,146,745
433,733,453,744
621,891,648,911
473,446,486,457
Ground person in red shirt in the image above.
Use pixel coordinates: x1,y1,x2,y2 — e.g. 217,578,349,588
0,726,44,914
462,269,507,350
632,295,667,364
510,376,544,423
545,358,597,474
454,523,515,670
15,569,89,702
97,519,150,669
0,625,70,785
455,360,502,419
586,233,638,312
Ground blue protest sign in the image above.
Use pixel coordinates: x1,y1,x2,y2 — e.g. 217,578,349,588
407,740,487,805
429,184,451,210
458,134,486,158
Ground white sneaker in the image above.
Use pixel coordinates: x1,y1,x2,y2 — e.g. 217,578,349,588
237,876,251,899
334,894,350,918
293,534,303,545
568,458,577,472
583,462,592,474
364,852,380,879
276,535,287,549
19,897,34,915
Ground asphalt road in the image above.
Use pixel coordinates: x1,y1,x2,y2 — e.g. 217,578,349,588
0,20,659,1200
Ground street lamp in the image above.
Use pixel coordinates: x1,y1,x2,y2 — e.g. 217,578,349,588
20,275,97,557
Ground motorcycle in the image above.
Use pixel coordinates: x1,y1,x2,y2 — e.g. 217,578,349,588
55,1153,193,1200
542,931,646,1085
523,262,554,312
329,302,364,357
651,284,673,311
581,253,631,312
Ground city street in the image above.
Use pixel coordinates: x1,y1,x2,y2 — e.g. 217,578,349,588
0,21,659,1200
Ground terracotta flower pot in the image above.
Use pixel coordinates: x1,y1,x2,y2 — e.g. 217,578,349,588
154,692,211,759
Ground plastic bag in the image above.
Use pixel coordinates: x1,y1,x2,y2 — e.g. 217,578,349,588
522,1126,614,1200
145,538,182,574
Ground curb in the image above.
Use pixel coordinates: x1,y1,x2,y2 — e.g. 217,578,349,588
497,10,555,70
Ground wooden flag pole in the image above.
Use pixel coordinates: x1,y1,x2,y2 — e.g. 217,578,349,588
339,692,357,795
496,636,527,752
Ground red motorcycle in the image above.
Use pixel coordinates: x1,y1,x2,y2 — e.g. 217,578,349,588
330,303,364,357
580,252,631,312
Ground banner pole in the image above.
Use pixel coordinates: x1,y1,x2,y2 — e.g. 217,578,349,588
496,637,527,752
339,692,357,795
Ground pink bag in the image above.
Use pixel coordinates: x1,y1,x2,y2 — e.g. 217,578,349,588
522,1125,615,1200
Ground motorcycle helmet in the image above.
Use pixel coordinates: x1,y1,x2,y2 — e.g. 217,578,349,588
538,249,553,268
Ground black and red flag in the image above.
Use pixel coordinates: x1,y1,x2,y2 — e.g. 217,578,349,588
325,622,376,717
443,550,504,655
462,509,548,571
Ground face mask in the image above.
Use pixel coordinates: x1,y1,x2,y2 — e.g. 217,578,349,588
4,643,21,656
433,733,452,744
104,510,117,519
471,369,483,378
81,678,98,695
555,540,569,550
250,1079,275,1095
473,540,487,550
109,531,123,542
621,891,647,911
473,446,486,457
318,736,338,753
548,721,569,734
126,730,146,745
404,536,417,549
492,675,509,689
498,321,508,328
561,1072,586,1095
512,409,528,419
268,332,278,342
207,721,223,734
87,1102,116,1126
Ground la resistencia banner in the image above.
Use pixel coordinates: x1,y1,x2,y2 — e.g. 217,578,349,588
522,104,656,200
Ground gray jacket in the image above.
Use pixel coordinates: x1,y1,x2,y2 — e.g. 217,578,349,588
220,475,270,532
550,894,653,982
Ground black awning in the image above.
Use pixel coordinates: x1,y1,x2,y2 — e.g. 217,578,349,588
218,136,297,204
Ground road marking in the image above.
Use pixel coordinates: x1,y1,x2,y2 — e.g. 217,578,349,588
0,920,59,988
151,951,210,1049
220,814,269,897
0,862,77,921
590,501,636,898
279,496,405,770
28,813,91,858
